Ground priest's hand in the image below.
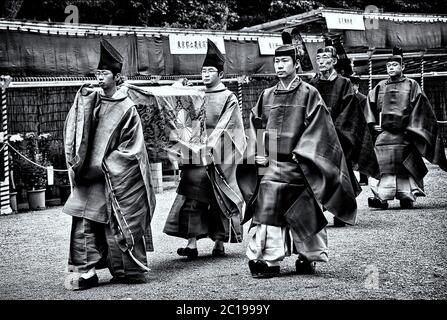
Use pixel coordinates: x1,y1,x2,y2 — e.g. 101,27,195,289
255,155,269,167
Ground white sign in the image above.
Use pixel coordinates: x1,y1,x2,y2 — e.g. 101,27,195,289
323,12,365,30
258,37,283,55
169,35,226,54
47,166,54,186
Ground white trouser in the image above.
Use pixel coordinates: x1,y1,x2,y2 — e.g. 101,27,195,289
246,224,328,267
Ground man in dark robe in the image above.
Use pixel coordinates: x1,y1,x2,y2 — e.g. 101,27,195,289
309,46,378,227
242,45,357,278
365,47,447,209
63,39,156,290
163,40,246,258
350,74,369,186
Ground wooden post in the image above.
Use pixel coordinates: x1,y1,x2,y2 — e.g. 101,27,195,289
368,51,373,91
236,75,246,114
0,75,12,215
420,52,425,92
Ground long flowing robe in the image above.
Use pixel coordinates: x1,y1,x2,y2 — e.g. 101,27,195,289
309,74,380,195
163,84,247,242
364,76,447,199
238,77,357,241
63,85,156,272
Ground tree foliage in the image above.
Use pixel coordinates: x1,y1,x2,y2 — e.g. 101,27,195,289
0,0,24,19
3,0,447,29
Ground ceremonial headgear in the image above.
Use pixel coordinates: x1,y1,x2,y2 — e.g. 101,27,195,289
316,46,337,58
274,45,298,63
388,46,404,65
202,39,225,72
97,38,123,74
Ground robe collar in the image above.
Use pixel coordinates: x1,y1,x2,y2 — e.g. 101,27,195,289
317,69,338,82
99,85,128,102
275,75,302,93
385,75,407,85
205,82,227,93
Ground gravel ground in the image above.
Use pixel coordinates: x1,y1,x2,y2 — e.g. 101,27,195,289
0,164,446,300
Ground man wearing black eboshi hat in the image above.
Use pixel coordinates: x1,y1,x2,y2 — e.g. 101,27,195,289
164,39,246,260
365,46,447,209
309,42,379,227
241,42,357,278
63,38,155,290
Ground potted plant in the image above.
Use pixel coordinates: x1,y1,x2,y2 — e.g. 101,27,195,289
41,138,65,206
10,132,52,210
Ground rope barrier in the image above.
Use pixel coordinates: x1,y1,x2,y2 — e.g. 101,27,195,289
6,142,69,172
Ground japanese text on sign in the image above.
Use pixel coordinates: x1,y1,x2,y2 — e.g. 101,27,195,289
169,35,225,54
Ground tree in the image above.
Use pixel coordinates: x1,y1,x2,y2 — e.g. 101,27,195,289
6,0,447,29
0,0,24,19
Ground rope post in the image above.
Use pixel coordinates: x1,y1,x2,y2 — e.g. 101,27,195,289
367,49,374,91
420,52,425,92
0,75,12,215
236,75,246,114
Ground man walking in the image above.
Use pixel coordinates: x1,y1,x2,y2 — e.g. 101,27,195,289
309,45,378,227
163,40,246,258
365,47,447,209
63,39,156,290
243,44,357,278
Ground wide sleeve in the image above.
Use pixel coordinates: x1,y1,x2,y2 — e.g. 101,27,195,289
236,90,265,223
407,82,447,171
293,90,357,224
334,82,380,178
364,84,381,125
63,85,98,185
103,106,156,251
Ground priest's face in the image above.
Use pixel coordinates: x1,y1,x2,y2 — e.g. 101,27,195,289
316,52,336,73
274,56,297,78
201,67,221,87
386,61,403,78
95,69,116,90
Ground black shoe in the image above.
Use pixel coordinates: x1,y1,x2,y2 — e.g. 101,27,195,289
65,274,99,291
248,260,280,279
177,247,198,259
212,247,225,257
333,217,346,227
295,256,316,275
368,197,389,209
400,199,414,209
110,274,148,284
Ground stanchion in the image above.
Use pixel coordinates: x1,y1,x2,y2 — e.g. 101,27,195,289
0,75,12,215
420,53,425,92
368,55,373,91
237,75,247,114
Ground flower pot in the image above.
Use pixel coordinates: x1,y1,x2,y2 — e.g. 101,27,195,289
9,192,18,213
59,184,72,204
27,189,46,210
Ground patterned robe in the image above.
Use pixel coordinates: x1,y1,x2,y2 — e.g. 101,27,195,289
163,83,247,242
